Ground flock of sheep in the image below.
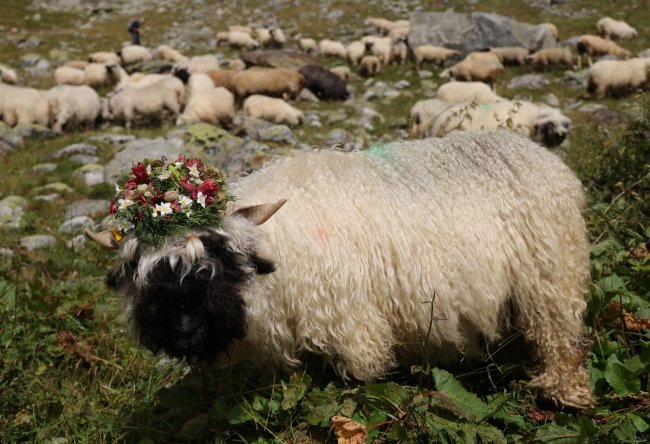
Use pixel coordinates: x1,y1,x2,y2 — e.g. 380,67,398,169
0,14,646,148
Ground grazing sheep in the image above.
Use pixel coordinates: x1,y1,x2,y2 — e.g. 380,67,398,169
54,66,86,86
88,51,121,64
63,60,89,70
206,69,239,93
298,38,317,54
216,31,231,46
319,39,347,59
388,26,410,40
330,66,351,82
97,130,594,409
587,58,650,98
488,46,528,66
269,28,286,48
541,22,559,41
120,45,153,65
440,52,504,91
359,55,381,77
364,17,395,34
47,85,101,133
577,35,630,68
227,59,246,71
229,25,254,36
186,72,215,100
176,87,235,127
390,38,409,65
104,76,185,128
436,81,503,103
156,45,188,63
243,94,304,126
367,37,393,65
526,47,576,70
298,65,349,100
346,41,367,66
407,98,456,138
429,100,571,147
0,64,18,84
596,17,637,40
84,63,122,88
182,55,221,74
255,28,272,47
228,31,260,50
1,86,49,127
414,45,460,70
116,72,170,91
233,68,304,100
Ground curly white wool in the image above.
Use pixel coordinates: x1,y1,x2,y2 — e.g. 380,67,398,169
47,85,101,133
588,57,650,98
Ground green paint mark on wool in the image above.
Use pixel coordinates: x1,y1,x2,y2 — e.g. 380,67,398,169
366,143,395,159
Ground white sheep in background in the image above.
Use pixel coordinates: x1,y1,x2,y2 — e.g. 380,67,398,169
176,87,235,127
96,130,594,409
388,25,409,40
407,98,455,138
120,45,153,65
243,94,304,126
115,72,169,90
359,55,382,76
63,60,89,70
587,58,650,98
104,76,185,128
429,100,571,147
488,46,528,66
54,66,86,86
269,28,286,48
1,86,49,127
436,81,503,103
440,52,504,91
330,66,351,82
229,25,254,36
346,41,367,66
183,55,221,74
228,31,260,50
255,28,272,47
156,45,188,63
526,47,576,70
84,62,123,88
367,37,393,65
298,38,317,54
47,85,101,133
233,68,304,100
391,38,409,64
186,72,215,100
576,35,630,68
596,17,637,40
88,51,121,64
0,64,18,84
414,45,460,70
319,39,347,59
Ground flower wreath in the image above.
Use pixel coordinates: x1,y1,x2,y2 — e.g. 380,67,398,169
108,155,233,247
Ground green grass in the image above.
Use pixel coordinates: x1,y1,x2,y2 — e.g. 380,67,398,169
1,0,650,442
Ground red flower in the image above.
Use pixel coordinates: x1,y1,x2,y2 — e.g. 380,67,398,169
198,178,219,197
131,163,150,184
180,177,197,198
109,200,117,214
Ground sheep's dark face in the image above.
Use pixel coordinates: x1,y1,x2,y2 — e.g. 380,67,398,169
107,231,275,363
535,119,570,147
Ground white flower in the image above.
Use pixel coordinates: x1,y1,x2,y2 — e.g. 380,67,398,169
196,192,206,208
115,218,134,232
114,183,122,196
118,199,135,210
155,202,174,217
157,169,171,180
175,160,184,167
178,195,192,208
152,209,157,218
146,164,152,175
185,210,193,218
188,164,200,177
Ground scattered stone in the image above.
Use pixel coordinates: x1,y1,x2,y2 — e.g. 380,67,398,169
32,163,58,173
14,124,56,139
542,93,560,107
67,199,110,219
382,89,401,98
240,50,312,68
20,53,41,67
89,134,136,145
48,48,69,62
639,48,650,58
26,59,50,77
237,117,273,139
20,235,57,251
104,137,189,183
53,142,98,159
36,182,74,194
0,122,24,149
564,69,590,89
223,140,271,176
563,99,584,110
18,37,41,49
0,196,27,230
0,247,14,257
184,123,244,169
67,234,86,250
327,111,348,124
507,74,549,89
258,125,296,144
578,104,605,113
69,154,101,164
325,129,356,149
418,70,433,78
34,194,59,202
394,80,410,89
58,215,95,233
298,88,319,102
305,113,322,127
74,164,105,186
327,9,344,20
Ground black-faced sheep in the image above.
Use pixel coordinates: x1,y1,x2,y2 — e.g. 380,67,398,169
414,45,460,70
298,65,349,100
298,38,317,54
95,130,595,409
429,100,571,147
243,94,304,126
596,17,637,41
440,52,504,91
577,35,631,68
233,68,304,101
47,85,102,134
587,58,650,98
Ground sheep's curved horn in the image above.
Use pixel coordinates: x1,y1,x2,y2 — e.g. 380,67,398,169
84,228,120,249
227,199,287,225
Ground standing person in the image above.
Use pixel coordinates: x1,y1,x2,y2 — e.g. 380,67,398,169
128,19,142,45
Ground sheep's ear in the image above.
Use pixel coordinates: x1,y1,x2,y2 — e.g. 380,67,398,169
227,199,287,225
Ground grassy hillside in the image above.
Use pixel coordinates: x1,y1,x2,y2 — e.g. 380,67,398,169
1,0,649,442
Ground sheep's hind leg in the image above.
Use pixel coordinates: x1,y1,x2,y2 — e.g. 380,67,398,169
515,283,595,409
